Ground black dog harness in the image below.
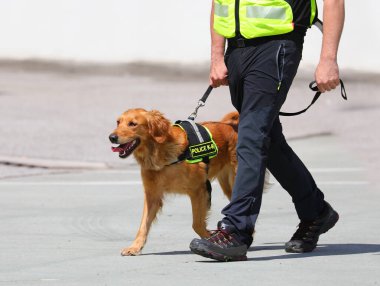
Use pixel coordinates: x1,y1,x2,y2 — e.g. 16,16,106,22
169,120,218,204
172,120,218,165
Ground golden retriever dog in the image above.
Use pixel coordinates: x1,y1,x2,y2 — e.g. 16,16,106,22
109,108,245,256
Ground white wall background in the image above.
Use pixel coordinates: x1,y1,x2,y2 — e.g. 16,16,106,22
0,0,378,73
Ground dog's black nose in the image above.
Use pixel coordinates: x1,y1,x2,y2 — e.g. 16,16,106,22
109,134,118,143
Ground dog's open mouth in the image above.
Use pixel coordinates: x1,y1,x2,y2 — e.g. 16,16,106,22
111,138,140,158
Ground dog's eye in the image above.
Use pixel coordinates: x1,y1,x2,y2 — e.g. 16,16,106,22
117,120,120,126
128,122,137,127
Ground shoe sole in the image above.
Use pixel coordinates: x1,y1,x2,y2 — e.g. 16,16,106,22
285,210,339,253
189,245,247,262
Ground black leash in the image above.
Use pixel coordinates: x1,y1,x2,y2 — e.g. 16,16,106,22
278,18,347,115
189,79,347,119
186,85,214,199
188,85,213,120
279,79,347,116
188,19,347,119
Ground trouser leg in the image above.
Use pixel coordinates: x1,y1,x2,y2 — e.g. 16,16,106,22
221,103,273,246
221,39,324,246
267,118,325,221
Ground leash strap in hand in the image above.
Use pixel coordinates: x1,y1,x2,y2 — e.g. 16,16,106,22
279,79,347,117
188,85,213,120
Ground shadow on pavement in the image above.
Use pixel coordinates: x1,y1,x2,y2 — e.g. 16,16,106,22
143,250,193,256
143,243,380,260
247,243,380,262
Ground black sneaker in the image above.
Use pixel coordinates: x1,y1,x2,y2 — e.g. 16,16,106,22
189,221,248,262
285,202,339,253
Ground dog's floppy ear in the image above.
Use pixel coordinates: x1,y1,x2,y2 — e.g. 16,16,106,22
147,110,171,144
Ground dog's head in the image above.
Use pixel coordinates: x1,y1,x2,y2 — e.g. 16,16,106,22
109,108,171,159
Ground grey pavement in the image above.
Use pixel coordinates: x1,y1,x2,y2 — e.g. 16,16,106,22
0,63,380,285
0,135,379,286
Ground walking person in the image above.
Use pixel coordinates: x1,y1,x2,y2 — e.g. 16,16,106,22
190,0,345,262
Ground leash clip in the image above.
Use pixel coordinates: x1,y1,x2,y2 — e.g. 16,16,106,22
188,86,213,120
188,100,205,121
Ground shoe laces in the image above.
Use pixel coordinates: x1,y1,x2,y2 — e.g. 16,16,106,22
207,229,236,247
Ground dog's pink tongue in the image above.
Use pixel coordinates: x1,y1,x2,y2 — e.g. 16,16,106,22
112,146,123,152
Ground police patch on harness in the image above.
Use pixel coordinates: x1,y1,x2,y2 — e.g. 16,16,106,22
189,141,217,159
174,120,218,164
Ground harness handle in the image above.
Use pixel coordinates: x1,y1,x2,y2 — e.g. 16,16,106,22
188,85,213,120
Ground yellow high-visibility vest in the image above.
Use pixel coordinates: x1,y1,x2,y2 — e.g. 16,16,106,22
214,0,317,39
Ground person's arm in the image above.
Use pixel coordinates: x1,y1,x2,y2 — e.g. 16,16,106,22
210,0,228,88
315,0,345,92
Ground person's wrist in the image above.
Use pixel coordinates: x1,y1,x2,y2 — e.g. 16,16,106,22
211,52,225,62
211,58,225,69
319,54,337,63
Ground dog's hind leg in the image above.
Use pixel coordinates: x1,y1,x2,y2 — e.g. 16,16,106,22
121,193,163,256
189,187,211,238
217,166,234,200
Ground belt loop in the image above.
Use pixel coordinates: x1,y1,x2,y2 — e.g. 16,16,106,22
237,38,245,48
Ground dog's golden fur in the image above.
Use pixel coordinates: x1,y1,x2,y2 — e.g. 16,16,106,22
110,108,253,256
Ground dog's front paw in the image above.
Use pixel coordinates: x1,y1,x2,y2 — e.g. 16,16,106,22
121,246,142,256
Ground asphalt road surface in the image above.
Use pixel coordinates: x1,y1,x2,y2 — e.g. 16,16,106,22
0,63,379,285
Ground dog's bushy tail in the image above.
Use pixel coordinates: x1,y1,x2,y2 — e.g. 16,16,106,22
221,111,239,128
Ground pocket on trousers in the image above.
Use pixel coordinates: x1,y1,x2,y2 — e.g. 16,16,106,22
276,43,285,90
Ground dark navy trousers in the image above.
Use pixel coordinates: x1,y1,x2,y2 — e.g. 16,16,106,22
221,38,325,247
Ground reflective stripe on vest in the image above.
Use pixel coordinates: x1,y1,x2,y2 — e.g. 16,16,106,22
213,0,314,39
215,2,229,17
214,0,236,38
246,6,287,20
